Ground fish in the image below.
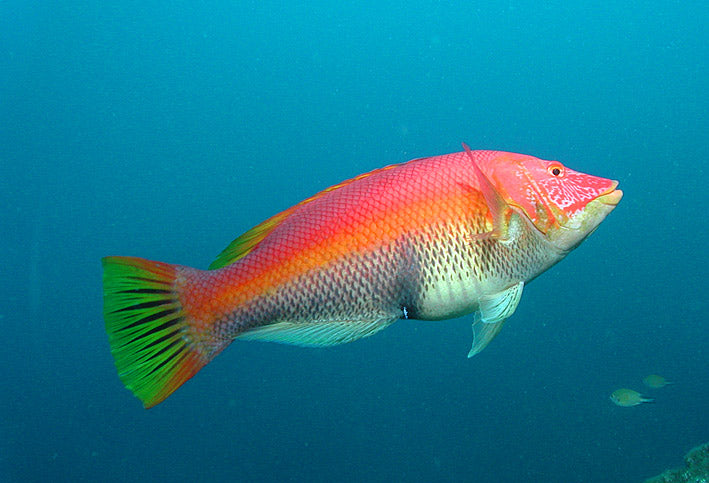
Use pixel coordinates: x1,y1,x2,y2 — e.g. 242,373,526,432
610,388,654,407
102,145,622,408
643,374,674,389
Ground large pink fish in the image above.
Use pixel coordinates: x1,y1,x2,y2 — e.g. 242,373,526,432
103,145,622,407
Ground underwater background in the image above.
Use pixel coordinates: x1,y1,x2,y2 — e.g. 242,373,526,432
2,1,707,481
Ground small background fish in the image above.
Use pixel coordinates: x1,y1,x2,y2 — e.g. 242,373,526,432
643,374,674,389
610,388,654,407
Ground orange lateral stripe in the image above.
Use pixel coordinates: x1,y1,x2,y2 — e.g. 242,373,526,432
187,186,488,321
208,162,403,270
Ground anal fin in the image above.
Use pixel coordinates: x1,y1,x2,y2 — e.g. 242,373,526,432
237,315,399,347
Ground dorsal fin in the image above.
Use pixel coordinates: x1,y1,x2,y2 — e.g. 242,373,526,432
208,162,401,270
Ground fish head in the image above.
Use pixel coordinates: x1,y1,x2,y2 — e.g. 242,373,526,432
488,152,623,252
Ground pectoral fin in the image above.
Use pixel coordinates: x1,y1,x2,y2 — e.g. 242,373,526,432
478,282,524,324
462,143,512,240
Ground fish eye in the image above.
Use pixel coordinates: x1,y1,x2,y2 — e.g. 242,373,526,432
548,164,564,177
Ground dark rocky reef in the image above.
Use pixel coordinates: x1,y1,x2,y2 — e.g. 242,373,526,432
645,443,709,483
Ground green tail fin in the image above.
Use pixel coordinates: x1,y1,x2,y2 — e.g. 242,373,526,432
102,256,209,408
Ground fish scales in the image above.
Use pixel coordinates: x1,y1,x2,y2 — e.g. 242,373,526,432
182,154,514,332
102,147,622,407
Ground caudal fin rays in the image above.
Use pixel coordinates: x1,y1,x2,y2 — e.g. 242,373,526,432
102,256,218,408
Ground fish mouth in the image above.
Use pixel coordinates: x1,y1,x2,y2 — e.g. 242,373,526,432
596,181,623,206
547,180,622,252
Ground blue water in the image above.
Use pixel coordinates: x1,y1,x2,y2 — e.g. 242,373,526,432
2,1,707,481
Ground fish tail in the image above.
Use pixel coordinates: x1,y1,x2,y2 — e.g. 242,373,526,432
102,256,219,408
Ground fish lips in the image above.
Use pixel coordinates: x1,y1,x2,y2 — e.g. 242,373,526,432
596,181,623,207
547,181,622,252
